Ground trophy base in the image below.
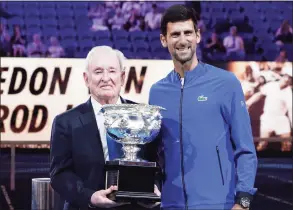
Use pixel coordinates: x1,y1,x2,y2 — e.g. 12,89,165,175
105,160,161,203
109,191,161,203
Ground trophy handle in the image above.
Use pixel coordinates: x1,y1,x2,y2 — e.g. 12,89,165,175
121,144,142,162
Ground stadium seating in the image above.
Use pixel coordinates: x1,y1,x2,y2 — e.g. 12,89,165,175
0,1,292,60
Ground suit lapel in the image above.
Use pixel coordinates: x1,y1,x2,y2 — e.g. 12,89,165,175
120,96,127,104
79,99,105,162
78,97,129,163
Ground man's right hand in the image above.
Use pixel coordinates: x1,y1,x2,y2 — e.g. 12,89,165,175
90,186,128,208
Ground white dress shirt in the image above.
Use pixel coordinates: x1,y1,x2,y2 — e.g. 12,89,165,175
91,97,122,161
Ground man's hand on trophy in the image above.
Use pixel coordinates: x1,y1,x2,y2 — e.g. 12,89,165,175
90,185,129,208
137,185,161,208
154,184,161,197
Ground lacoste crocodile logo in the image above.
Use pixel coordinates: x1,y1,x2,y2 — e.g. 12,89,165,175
197,95,208,101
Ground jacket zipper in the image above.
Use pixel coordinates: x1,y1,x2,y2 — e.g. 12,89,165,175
216,146,225,185
179,76,188,210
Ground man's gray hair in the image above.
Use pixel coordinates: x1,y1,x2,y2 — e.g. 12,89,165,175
85,46,126,72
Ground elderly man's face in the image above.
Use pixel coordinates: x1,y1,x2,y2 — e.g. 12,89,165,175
84,52,125,101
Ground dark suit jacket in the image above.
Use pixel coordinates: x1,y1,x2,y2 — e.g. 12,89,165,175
50,97,161,210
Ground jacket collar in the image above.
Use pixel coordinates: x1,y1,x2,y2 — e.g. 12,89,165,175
91,97,123,116
81,96,127,115
169,61,207,85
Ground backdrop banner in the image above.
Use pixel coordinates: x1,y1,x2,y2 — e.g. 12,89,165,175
1,58,292,142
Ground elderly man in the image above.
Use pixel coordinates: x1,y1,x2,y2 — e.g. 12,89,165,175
50,46,154,210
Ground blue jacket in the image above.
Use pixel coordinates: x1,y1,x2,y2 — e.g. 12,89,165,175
149,62,257,209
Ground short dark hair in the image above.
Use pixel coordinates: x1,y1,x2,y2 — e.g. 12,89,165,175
160,4,199,36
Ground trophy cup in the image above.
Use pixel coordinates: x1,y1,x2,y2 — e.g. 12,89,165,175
101,104,165,203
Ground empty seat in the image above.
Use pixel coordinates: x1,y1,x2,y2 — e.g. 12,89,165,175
41,18,58,27
78,34,94,42
147,30,161,42
40,8,57,19
132,41,149,53
138,51,152,59
39,2,55,9
7,17,25,27
72,2,88,10
263,48,280,61
43,27,59,39
212,18,230,33
122,49,134,59
6,1,24,9
114,40,132,51
26,27,43,38
56,2,72,9
75,50,87,58
64,45,78,58
25,18,41,28
23,2,39,10
149,40,163,52
6,6,24,16
79,40,94,53
95,39,114,48
154,51,171,60
60,28,76,39
268,20,282,34
72,8,87,16
55,7,73,17
61,39,77,48
112,29,129,42
58,21,75,29
129,31,147,42
243,38,255,54
95,30,111,41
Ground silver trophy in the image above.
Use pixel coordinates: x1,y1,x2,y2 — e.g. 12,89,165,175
100,104,165,202
101,103,164,161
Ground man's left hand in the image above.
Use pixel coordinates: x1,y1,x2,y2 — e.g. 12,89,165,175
232,204,248,210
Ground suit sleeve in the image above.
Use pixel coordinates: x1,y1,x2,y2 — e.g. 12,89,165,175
227,76,258,196
50,115,95,208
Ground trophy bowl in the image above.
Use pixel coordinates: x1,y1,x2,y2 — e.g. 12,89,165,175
101,103,165,162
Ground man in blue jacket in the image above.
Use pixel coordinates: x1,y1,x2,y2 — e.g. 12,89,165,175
149,5,258,210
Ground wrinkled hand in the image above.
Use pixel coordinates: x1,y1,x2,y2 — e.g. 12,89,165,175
137,185,161,208
90,186,128,208
232,204,248,210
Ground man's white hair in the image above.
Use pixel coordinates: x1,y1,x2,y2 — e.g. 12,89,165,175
85,45,126,72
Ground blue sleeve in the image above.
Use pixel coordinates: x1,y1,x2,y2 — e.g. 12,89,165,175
227,76,258,196
148,85,154,105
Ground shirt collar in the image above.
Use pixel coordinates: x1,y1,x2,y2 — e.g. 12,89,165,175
91,97,122,116
170,61,207,85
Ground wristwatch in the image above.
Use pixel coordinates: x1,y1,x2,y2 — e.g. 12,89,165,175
235,192,253,209
236,196,251,209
